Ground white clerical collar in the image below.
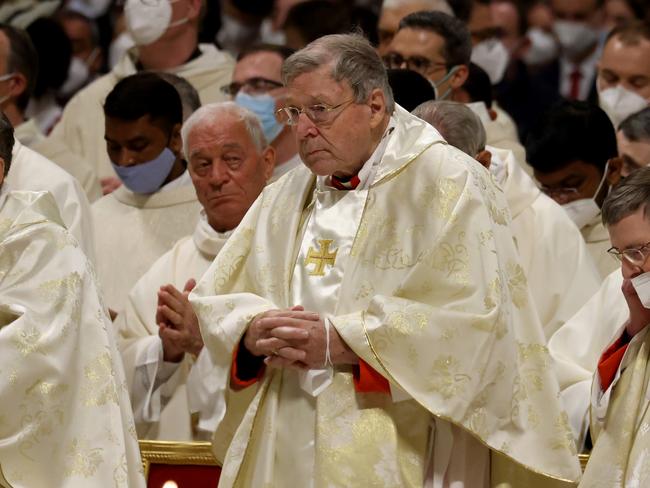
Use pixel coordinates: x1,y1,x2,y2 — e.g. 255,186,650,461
319,116,396,191
192,209,234,257
159,168,192,193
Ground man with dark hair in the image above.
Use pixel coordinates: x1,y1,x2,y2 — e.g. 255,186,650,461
223,43,301,181
92,72,201,314
597,20,650,127
549,108,650,452
48,0,234,195
532,0,604,104
0,22,102,201
376,0,453,55
0,110,146,488
384,10,471,100
527,100,620,278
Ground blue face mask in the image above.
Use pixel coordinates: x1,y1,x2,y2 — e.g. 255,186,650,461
235,91,283,143
111,147,177,194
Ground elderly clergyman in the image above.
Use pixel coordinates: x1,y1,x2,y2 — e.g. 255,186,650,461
0,113,144,486
117,102,274,448
190,34,581,486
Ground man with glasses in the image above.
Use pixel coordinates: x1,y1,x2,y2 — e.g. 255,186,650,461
576,166,650,485
384,10,471,101
527,100,622,279
189,33,581,487
547,106,650,452
222,43,301,181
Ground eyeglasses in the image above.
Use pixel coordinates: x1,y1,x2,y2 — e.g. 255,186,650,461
539,186,580,199
276,99,356,126
608,242,650,267
220,77,284,97
382,53,446,75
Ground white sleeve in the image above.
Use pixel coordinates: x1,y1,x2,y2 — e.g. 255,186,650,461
186,347,227,436
131,335,183,424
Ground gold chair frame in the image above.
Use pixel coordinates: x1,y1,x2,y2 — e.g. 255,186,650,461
139,440,221,481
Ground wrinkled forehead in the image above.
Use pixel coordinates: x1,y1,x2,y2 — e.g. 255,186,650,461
234,51,284,82
285,66,352,106
187,119,256,156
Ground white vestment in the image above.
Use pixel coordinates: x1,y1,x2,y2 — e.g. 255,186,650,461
117,212,229,439
91,174,200,312
6,140,95,262
270,153,302,183
0,189,144,488
484,104,528,167
47,44,234,180
490,146,600,339
582,214,619,279
15,119,102,202
548,269,627,449
190,107,581,487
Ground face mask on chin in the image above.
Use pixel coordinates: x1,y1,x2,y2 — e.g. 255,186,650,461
124,0,188,46
111,147,177,194
561,161,610,229
598,84,649,128
553,20,599,59
234,92,284,143
471,39,510,85
58,48,99,98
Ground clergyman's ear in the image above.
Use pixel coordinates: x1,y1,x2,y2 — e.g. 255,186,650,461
475,149,492,169
606,156,623,187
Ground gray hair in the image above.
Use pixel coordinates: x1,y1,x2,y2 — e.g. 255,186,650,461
181,102,267,161
156,72,201,122
619,107,650,143
381,0,454,16
602,165,650,226
0,111,13,175
281,33,395,114
413,100,486,156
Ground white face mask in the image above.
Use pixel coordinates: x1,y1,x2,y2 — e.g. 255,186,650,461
632,272,650,308
216,13,259,54
598,84,649,128
553,20,599,58
108,31,135,69
65,0,112,18
125,0,188,46
523,27,558,66
561,161,609,229
466,101,491,126
59,48,99,98
471,39,510,85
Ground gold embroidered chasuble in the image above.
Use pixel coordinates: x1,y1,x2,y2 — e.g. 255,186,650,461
581,327,650,487
0,190,144,487
190,107,582,487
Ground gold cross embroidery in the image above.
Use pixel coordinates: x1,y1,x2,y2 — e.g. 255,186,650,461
304,239,338,276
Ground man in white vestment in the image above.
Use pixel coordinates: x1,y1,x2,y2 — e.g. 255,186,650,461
0,23,102,201
527,100,623,279
0,113,144,488
117,102,274,447
189,34,581,487
92,73,200,314
578,167,650,486
226,44,303,182
547,107,650,450
47,0,234,194
414,100,601,339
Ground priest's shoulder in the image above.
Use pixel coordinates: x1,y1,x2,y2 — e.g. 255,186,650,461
416,140,490,183
0,190,67,236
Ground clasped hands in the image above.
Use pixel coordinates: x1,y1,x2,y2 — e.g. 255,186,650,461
157,279,204,362
243,306,358,369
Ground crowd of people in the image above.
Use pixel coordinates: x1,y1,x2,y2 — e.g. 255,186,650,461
0,0,649,486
